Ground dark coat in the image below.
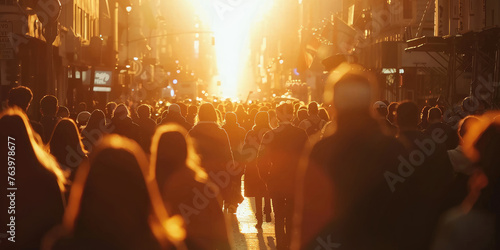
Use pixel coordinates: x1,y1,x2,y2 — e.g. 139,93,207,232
161,112,192,131
242,127,271,197
108,116,141,144
160,168,230,250
40,116,60,144
188,122,234,200
257,123,308,198
135,117,157,153
298,117,406,250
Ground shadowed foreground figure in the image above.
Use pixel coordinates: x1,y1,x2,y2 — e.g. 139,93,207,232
151,124,231,250
45,135,184,250
295,64,404,250
0,108,66,250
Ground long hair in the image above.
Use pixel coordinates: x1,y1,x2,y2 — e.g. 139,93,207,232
62,135,186,249
197,103,218,123
150,124,207,187
49,119,87,171
0,108,66,190
85,109,106,131
253,111,271,131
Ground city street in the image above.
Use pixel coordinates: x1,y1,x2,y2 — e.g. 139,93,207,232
230,182,277,249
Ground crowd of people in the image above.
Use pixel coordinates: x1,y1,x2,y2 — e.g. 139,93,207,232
1,63,499,250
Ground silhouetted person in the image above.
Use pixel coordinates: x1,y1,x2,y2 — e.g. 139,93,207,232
448,116,480,175
76,111,91,131
46,135,179,250
387,102,398,125
242,111,272,228
432,112,500,250
373,100,397,136
161,104,192,131
222,112,247,211
187,103,236,212
393,101,454,250
151,125,231,250
298,102,327,137
81,109,107,153
268,109,279,129
318,107,330,122
425,107,459,150
418,106,431,130
0,108,66,250
108,104,141,143
57,106,70,118
40,95,61,144
105,101,117,124
7,86,44,139
135,104,157,153
258,103,308,250
49,119,88,183
296,64,405,250
186,105,198,125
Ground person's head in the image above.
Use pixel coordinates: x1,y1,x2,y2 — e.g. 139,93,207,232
298,109,308,121
40,95,59,117
64,135,182,248
396,101,419,130
458,116,480,141
187,105,198,116
49,119,87,170
85,109,106,131
178,103,188,118
373,101,388,118
427,107,442,124
150,124,206,189
76,111,91,128
168,104,181,114
463,112,500,186
324,63,377,119
137,104,151,119
77,102,87,113
420,106,431,123
113,104,130,119
106,102,117,117
58,106,70,118
318,108,330,121
0,108,66,190
198,103,218,123
276,103,294,122
7,86,33,112
224,112,237,125
308,102,319,116
253,111,270,130
387,102,398,123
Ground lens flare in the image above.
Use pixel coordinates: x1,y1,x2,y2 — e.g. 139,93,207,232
188,0,274,98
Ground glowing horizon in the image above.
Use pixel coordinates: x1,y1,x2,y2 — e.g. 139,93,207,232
189,0,274,98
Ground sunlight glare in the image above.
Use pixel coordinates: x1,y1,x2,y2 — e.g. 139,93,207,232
188,0,274,98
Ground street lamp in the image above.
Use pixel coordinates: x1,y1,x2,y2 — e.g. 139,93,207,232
125,5,132,13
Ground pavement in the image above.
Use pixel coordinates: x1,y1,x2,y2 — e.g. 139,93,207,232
229,182,277,249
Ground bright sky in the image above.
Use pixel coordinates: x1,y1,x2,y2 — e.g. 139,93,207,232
188,0,274,98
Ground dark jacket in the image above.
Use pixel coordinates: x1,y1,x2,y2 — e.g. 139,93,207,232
135,117,157,153
242,127,271,197
161,112,192,131
298,117,405,250
108,116,141,144
188,122,234,200
40,116,60,144
257,123,308,198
